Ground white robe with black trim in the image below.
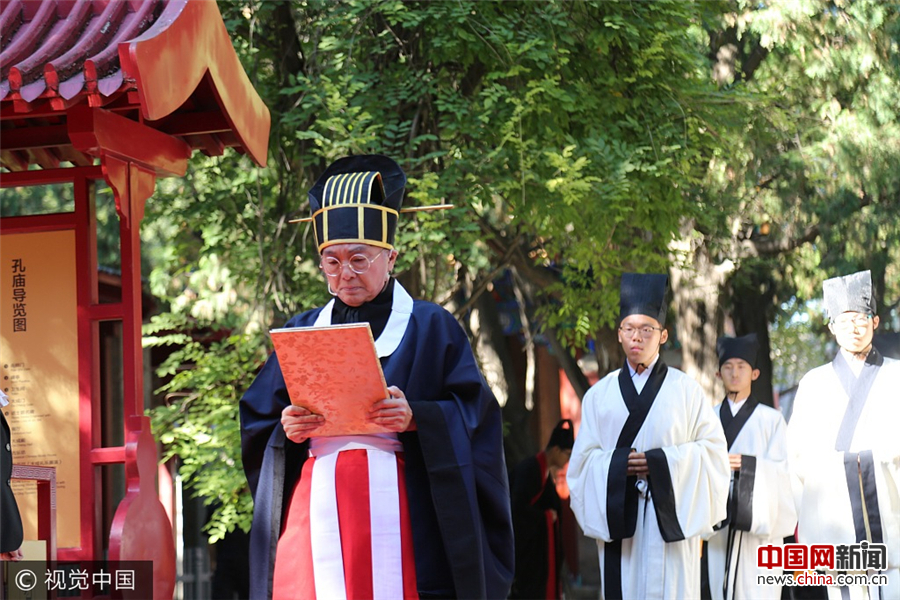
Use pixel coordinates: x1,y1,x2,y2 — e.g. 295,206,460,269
707,400,797,600
788,352,900,600
567,365,730,600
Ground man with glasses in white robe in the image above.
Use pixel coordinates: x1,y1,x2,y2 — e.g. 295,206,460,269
567,272,730,600
788,270,900,600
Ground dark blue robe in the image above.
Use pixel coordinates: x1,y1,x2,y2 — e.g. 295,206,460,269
240,282,514,599
1,409,24,554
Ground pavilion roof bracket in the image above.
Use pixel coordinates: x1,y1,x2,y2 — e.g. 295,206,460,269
67,105,191,178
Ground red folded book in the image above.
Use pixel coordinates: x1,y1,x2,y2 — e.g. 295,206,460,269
270,322,390,437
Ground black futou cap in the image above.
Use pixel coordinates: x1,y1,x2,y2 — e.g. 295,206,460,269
717,333,760,369
619,273,668,327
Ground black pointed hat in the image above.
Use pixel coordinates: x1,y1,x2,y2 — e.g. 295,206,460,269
823,270,876,320
305,155,407,252
717,333,760,369
619,273,669,327
547,419,575,450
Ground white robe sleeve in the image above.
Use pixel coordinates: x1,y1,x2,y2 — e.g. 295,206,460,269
746,415,797,539
787,374,816,518
645,384,730,541
786,371,851,541
567,384,618,542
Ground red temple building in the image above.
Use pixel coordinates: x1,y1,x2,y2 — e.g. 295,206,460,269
1,1,270,597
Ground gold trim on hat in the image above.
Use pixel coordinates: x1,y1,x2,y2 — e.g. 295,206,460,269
311,203,399,221
350,172,366,204
323,171,377,207
290,204,454,224
310,203,400,251
319,238,395,251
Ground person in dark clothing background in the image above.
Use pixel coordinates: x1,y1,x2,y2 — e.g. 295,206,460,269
509,419,574,600
1,390,24,563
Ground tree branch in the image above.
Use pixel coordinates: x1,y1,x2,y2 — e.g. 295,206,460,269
478,219,562,293
750,223,820,256
545,327,591,400
742,191,872,257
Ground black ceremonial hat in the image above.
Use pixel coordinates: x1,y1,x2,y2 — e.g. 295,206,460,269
823,270,876,320
306,155,407,252
547,419,574,451
717,333,760,369
619,273,669,327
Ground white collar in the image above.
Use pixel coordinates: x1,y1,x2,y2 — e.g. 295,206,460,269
626,354,660,378
727,395,749,415
839,348,868,376
314,280,414,358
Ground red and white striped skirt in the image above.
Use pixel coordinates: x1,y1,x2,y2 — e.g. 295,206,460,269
272,435,419,600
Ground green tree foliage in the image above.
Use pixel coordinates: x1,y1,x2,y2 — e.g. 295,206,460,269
700,0,900,252
143,0,900,537
769,297,830,392
673,0,900,401
146,314,260,539
146,0,739,537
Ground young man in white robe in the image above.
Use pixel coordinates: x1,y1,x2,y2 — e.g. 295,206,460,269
567,272,731,600
788,270,900,600
705,333,797,600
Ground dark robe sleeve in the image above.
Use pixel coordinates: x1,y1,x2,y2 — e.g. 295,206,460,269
645,448,687,542
240,350,291,498
730,455,757,532
404,307,514,600
239,312,318,600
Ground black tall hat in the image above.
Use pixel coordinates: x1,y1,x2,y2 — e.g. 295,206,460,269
619,273,669,327
823,270,876,320
717,333,760,369
547,419,574,451
304,155,407,252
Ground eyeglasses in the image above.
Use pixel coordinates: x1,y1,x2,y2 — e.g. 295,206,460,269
618,325,663,338
831,314,873,330
319,251,386,277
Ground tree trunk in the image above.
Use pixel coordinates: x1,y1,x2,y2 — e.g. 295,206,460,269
669,232,729,401
468,285,535,468
545,328,591,400
591,326,624,379
728,269,776,407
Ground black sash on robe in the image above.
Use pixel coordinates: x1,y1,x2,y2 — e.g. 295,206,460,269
603,359,676,600
831,348,885,542
707,398,759,600
714,398,759,533
719,397,759,450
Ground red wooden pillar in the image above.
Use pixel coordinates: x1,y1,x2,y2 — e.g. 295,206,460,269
68,106,190,600
103,157,154,422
